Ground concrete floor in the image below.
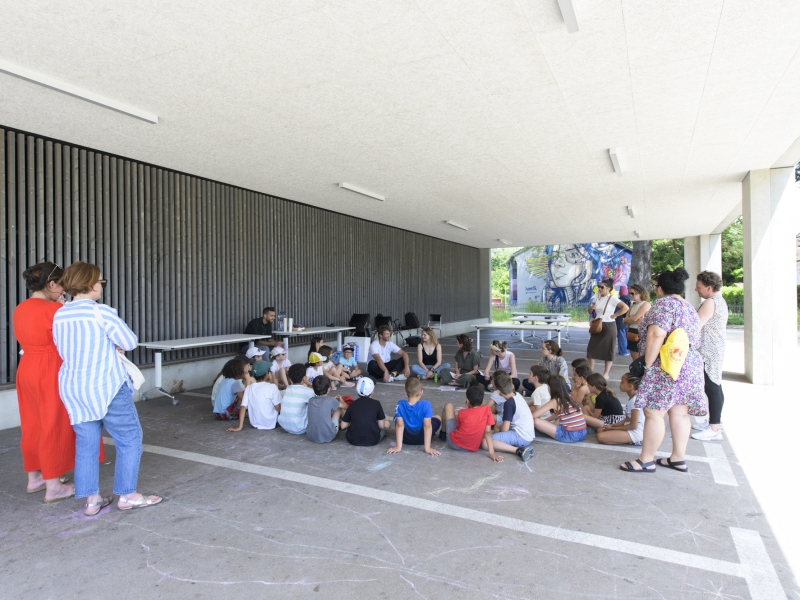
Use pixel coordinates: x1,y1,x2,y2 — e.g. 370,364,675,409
1,326,797,599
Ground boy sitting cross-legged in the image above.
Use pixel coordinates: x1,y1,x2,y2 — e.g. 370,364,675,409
340,378,392,446
483,372,535,462
524,365,551,410
277,363,315,435
438,385,502,462
226,360,282,432
306,375,349,444
387,377,441,456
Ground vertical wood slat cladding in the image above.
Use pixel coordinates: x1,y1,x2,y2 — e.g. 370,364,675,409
0,125,483,384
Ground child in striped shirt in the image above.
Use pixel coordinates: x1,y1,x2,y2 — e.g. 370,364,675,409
533,375,587,443
277,363,315,435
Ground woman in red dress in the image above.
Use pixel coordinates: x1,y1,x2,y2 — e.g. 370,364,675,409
14,262,76,502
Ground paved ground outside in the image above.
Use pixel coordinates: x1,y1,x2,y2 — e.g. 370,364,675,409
1,325,796,599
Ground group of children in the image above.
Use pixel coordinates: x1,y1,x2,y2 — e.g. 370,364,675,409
213,334,645,463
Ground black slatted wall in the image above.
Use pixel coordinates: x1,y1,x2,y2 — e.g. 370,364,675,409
0,125,485,384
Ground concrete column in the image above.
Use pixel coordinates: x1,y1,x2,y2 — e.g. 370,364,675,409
684,233,722,307
742,167,799,386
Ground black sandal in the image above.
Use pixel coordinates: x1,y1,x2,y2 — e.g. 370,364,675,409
619,459,655,473
656,458,688,472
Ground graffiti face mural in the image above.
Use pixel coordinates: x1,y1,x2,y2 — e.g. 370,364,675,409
510,243,631,307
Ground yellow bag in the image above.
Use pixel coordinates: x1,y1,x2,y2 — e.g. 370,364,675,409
659,327,689,380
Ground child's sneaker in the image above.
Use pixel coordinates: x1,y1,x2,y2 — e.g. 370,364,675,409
438,429,447,442
691,427,723,441
393,374,406,382
516,445,535,462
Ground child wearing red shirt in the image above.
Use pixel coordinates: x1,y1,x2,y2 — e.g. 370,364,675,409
438,385,503,462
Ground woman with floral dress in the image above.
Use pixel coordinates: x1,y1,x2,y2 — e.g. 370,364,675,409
619,268,707,473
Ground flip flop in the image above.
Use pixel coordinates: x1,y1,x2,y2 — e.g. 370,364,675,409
118,494,163,511
656,458,689,473
85,496,113,517
27,475,70,494
619,459,655,473
44,487,75,503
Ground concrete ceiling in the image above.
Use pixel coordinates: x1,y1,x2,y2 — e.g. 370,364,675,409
2,0,799,248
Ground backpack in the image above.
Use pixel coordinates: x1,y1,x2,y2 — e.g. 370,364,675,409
405,335,422,347
404,312,420,329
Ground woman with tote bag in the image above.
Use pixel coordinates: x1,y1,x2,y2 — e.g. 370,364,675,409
586,279,628,378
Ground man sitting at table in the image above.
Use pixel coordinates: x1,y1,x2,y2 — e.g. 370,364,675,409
367,325,410,383
244,307,282,350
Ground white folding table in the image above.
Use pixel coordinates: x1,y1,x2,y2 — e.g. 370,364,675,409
274,326,354,352
139,334,266,404
509,314,572,342
472,323,564,351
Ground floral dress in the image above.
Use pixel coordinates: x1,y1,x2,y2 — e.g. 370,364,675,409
635,296,707,416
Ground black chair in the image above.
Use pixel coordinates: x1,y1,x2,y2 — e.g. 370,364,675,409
348,313,371,337
375,315,392,329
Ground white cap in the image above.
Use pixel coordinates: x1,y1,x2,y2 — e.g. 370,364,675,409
270,346,287,357
246,347,266,359
356,377,375,396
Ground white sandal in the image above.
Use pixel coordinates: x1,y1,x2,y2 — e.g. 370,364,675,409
118,494,163,511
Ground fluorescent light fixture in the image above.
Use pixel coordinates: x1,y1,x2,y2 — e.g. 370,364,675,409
626,205,635,218
498,238,512,245
609,148,622,177
338,182,385,201
0,58,158,123
445,220,469,231
558,0,580,33
634,231,640,238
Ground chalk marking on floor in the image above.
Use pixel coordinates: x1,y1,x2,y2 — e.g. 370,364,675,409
533,437,738,487
108,439,781,597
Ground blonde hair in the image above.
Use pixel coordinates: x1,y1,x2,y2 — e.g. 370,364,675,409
60,261,100,296
490,340,507,353
421,326,438,346
405,376,423,397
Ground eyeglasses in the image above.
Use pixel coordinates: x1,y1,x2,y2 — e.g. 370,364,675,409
98,279,108,289
47,263,61,281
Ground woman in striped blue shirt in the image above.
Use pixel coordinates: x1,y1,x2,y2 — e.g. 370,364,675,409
53,262,162,516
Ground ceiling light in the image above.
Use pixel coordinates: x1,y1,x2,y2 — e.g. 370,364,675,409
609,148,622,177
634,231,640,238
626,205,635,218
558,0,580,33
0,58,158,123
338,182,385,201
445,220,469,231
498,239,512,245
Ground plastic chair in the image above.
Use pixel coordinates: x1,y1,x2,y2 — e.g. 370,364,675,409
427,313,442,338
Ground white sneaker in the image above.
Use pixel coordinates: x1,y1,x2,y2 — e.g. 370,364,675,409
691,427,723,441
692,419,709,431
393,374,406,382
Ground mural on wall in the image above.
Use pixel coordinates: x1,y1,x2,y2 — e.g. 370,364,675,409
509,243,632,307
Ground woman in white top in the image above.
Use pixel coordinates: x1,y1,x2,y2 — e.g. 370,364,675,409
478,340,520,391
586,279,629,378
622,284,651,361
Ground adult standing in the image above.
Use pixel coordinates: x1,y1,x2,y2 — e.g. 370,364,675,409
53,262,162,515
13,262,76,502
586,279,629,378
244,307,283,349
411,327,451,380
439,334,481,388
619,268,706,473
615,285,632,357
367,325,410,382
691,271,728,442
622,284,652,361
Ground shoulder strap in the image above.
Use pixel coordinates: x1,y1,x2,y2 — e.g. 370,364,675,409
92,303,105,328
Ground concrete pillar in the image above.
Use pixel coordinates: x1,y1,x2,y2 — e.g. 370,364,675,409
684,233,722,307
742,167,799,386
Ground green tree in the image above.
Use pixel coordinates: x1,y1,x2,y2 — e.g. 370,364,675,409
721,217,743,284
490,247,520,297
651,238,684,277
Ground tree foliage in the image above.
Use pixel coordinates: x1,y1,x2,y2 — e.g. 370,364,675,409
490,247,520,297
720,217,743,284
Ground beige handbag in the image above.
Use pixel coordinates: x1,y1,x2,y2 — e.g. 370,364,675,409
589,296,611,335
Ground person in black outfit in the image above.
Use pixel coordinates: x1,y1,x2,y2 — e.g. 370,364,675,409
244,307,282,349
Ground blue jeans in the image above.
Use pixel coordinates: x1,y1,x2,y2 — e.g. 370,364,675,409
72,384,143,498
410,363,451,378
616,322,630,355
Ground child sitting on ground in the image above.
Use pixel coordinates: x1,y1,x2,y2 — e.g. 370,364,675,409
572,365,593,410
597,373,644,446
387,377,441,455
481,372,535,462
438,385,502,462
306,376,349,443
226,360,282,432
340,378,391,446
582,373,625,431
487,370,508,429
532,376,587,443
213,358,248,420
277,363,315,434
306,352,329,387
320,345,354,388
523,365,551,411
336,344,362,381
269,346,291,389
